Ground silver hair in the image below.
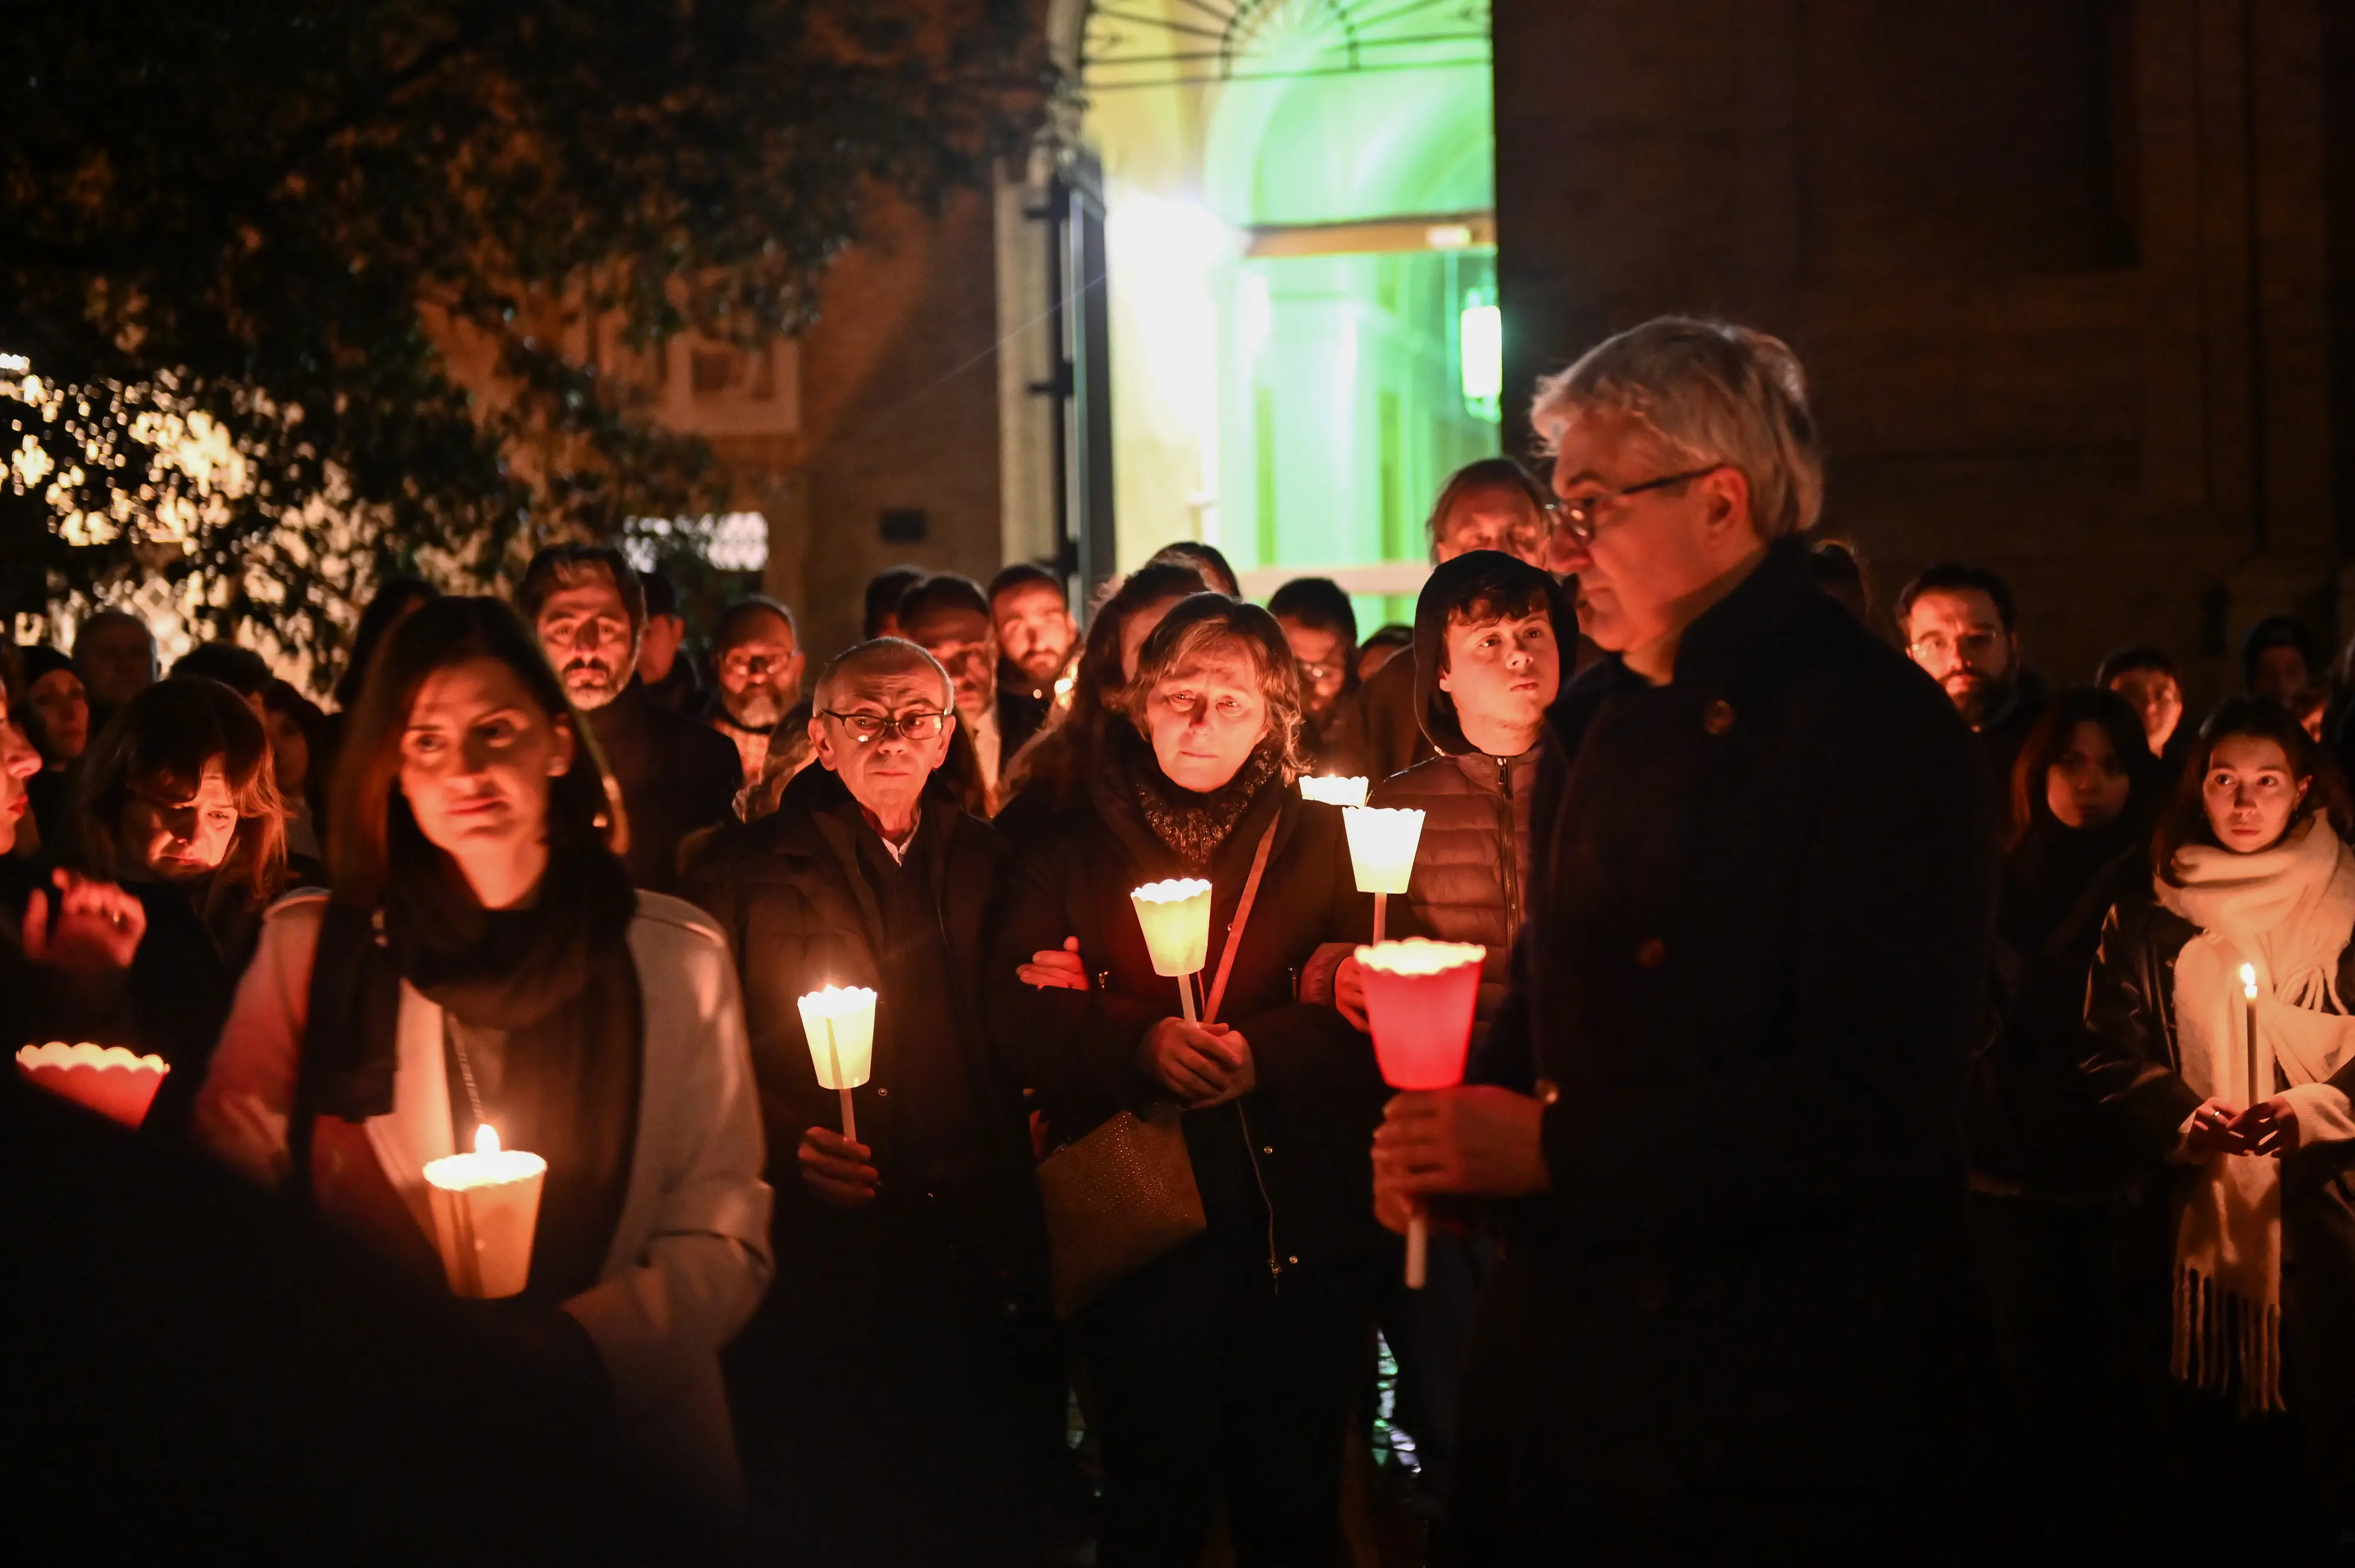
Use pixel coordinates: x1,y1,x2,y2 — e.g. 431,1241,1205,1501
811,636,954,713
1530,316,1824,540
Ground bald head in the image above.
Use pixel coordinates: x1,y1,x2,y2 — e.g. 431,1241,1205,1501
812,637,954,714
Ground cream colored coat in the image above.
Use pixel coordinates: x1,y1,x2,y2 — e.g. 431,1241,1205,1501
194,889,774,1505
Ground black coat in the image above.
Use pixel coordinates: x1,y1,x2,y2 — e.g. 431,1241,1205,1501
685,768,1069,1557
586,680,741,895
1455,538,2002,1554
997,686,1048,767
1965,822,2155,1194
686,767,1043,1271
984,738,1389,1277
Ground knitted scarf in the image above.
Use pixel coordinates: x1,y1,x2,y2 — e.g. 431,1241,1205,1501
1132,739,1281,872
2155,813,2355,1411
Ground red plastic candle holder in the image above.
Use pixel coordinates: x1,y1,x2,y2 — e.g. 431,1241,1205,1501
1355,940,1484,1089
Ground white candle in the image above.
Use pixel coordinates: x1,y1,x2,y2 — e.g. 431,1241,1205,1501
422,1124,548,1300
2241,962,2261,1104
797,985,878,1143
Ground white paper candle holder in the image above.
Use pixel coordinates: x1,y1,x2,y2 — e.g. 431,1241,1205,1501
1299,775,1370,807
798,985,878,1143
422,1124,548,1300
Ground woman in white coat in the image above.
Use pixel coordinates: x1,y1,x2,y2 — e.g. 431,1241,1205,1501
195,596,771,1510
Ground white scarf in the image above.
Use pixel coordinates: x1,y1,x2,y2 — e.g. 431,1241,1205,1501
2157,813,2355,1411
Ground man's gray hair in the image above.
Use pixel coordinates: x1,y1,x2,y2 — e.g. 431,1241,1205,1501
1530,316,1824,540
811,636,953,713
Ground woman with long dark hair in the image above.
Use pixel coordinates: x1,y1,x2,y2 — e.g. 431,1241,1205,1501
1965,687,2164,1553
987,593,1384,1566
194,597,771,1507
2084,698,2355,1549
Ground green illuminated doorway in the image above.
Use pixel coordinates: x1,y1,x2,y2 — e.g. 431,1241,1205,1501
1080,1,1499,629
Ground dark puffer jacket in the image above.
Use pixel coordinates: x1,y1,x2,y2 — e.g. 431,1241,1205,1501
1369,752,1538,1043
1366,552,1576,1041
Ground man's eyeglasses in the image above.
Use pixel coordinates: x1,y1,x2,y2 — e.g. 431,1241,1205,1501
1907,631,2005,664
1555,464,1727,544
820,709,952,743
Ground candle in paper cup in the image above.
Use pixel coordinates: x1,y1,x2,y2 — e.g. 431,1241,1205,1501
1131,879,1214,978
422,1124,547,1300
1355,939,1486,1090
798,985,878,1142
1299,775,1370,807
797,986,878,1091
1344,806,1424,893
15,1042,173,1130
1356,939,1485,1292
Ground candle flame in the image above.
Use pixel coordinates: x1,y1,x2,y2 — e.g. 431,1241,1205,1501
2241,962,2259,998
475,1123,501,1156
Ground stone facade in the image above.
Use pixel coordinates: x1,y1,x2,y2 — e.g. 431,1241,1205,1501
1494,0,2354,706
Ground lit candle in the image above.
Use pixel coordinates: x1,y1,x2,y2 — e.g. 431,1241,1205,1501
1132,879,1214,1021
422,1123,548,1300
1299,775,1370,807
14,1041,172,1130
2241,962,2261,1105
1343,806,1425,943
1356,938,1486,1290
797,985,878,1144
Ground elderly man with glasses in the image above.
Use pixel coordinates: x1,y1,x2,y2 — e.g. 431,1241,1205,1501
1373,317,1999,1560
685,636,1069,1563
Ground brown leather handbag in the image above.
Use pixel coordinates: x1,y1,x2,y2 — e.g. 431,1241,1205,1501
1037,819,1279,1320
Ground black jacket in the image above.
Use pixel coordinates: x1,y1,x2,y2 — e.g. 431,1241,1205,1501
1966,823,2153,1194
687,767,1043,1270
984,737,1388,1277
996,686,1048,767
1454,538,2001,1549
2084,889,2355,1155
586,680,741,895
1324,647,1430,783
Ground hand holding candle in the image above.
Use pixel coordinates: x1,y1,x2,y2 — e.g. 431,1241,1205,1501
798,985,878,1144
422,1123,548,1299
1344,806,1425,944
1356,938,1484,1287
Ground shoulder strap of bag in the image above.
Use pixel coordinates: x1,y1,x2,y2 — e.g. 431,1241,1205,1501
1202,817,1281,1026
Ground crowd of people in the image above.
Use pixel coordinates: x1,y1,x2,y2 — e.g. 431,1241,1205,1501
4,313,2351,1564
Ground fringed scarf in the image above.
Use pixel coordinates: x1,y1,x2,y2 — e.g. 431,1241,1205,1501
2156,813,2355,1411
